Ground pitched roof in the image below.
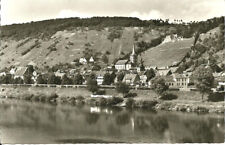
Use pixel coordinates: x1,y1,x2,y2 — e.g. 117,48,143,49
169,67,179,73
163,76,175,82
115,60,128,65
28,61,36,66
215,76,225,82
95,71,106,77
89,56,94,62
14,67,28,76
123,74,139,83
173,73,189,78
157,69,171,76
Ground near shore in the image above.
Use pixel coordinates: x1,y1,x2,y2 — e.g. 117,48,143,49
0,85,224,113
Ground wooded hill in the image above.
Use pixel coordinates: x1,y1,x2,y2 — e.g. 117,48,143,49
0,16,224,71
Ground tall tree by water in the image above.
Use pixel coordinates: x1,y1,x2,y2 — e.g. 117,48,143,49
193,66,214,101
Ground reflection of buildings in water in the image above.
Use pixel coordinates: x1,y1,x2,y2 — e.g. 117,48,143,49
90,107,113,114
103,108,113,114
216,123,221,128
130,117,135,132
10,106,14,110
90,107,101,113
164,129,172,143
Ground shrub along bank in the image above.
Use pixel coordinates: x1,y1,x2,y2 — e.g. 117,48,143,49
0,85,224,113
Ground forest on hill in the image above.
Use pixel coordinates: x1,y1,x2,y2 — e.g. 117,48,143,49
0,16,223,40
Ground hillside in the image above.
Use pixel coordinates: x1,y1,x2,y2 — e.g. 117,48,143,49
141,38,194,67
176,25,224,73
0,27,162,69
0,16,223,70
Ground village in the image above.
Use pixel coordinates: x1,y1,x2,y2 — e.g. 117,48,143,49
0,42,224,94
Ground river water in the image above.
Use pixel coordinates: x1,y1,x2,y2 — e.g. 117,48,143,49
0,99,224,143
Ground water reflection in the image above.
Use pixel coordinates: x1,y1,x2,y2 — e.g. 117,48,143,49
85,113,100,125
0,100,224,143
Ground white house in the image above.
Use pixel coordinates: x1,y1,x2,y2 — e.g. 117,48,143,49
96,71,106,85
10,68,17,75
89,57,95,63
54,70,66,78
0,72,6,77
14,67,29,79
115,60,131,71
164,73,190,89
139,74,148,86
79,57,87,64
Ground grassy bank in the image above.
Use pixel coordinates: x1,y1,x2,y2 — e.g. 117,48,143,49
0,85,224,113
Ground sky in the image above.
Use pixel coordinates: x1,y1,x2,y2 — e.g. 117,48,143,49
1,0,224,25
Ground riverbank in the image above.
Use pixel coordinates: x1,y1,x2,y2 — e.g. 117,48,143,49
0,85,224,113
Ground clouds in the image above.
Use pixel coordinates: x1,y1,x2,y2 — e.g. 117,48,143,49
1,0,224,25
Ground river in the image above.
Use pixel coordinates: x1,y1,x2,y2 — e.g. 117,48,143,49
0,99,224,143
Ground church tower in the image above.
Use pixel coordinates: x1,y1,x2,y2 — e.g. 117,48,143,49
130,44,137,66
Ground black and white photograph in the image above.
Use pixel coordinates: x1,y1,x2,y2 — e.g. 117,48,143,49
0,0,224,144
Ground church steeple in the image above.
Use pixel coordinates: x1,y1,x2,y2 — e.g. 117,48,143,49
130,44,137,66
131,44,136,55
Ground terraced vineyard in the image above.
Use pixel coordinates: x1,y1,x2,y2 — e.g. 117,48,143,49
141,38,194,67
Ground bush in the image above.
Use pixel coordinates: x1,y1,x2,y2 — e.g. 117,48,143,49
197,106,209,113
31,95,40,102
59,96,68,103
94,89,106,95
87,98,97,106
76,95,85,105
76,95,84,101
23,94,33,101
124,92,137,98
46,93,58,102
68,97,76,105
39,94,47,102
99,98,107,106
160,92,178,100
107,97,124,106
207,92,224,102
141,100,158,109
126,98,135,108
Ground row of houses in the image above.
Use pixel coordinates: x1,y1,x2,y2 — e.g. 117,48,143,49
94,68,191,89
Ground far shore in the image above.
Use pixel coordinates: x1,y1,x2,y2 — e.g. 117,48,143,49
0,84,224,114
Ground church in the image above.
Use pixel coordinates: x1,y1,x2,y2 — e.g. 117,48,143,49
115,44,138,71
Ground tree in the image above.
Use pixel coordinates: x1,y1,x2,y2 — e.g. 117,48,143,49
110,72,116,84
14,77,24,84
0,74,13,84
140,58,145,71
73,74,84,85
103,73,113,85
89,73,96,80
87,78,99,93
47,74,61,84
102,55,109,64
193,66,214,101
145,68,155,81
151,77,168,97
116,82,130,97
27,65,34,75
117,73,124,82
24,74,33,84
61,75,73,85
37,75,47,84
92,64,101,71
